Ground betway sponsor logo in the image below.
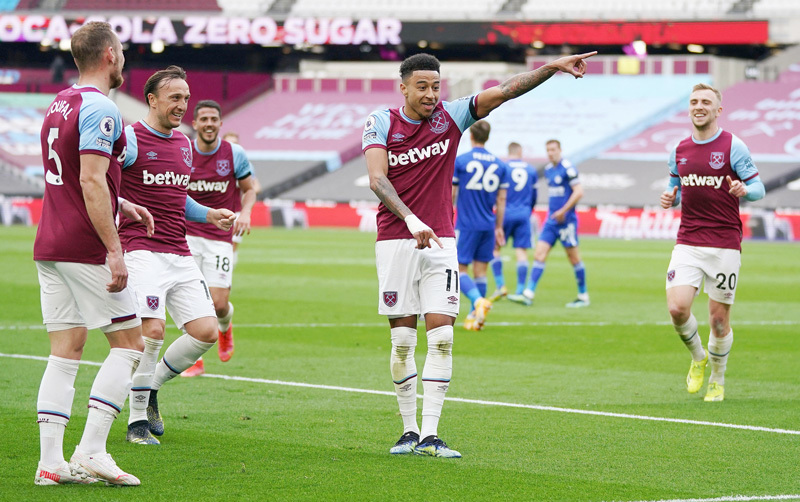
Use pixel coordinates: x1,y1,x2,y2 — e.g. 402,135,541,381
681,174,724,189
388,139,450,166
187,180,230,193
142,170,190,186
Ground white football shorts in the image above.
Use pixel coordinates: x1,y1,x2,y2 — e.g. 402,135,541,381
665,244,742,305
186,234,234,288
36,260,141,333
375,237,460,318
125,250,216,328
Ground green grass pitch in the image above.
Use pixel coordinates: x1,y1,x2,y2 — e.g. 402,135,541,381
1,226,798,501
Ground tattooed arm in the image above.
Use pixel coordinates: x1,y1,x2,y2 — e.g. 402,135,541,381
475,51,597,118
366,147,442,248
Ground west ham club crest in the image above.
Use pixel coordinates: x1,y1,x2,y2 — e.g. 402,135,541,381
216,160,231,176
667,270,676,282
146,295,160,311
709,151,725,170
181,147,192,167
428,111,449,134
383,291,398,307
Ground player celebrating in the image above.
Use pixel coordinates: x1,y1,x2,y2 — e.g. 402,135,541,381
120,66,235,444
363,51,595,458
660,83,765,402
516,139,589,308
452,120,508,331
33,21,149,486
490,142,538,304
180,101,257,377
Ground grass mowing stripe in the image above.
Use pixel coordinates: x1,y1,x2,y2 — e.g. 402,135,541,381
4,352,799,437
616,494,800,502
2,320,798,331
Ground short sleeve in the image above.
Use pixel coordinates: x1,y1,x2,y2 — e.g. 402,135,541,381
362,109,390,152
122,124,137,169
563,160,580,185
442,94,479,133
78,93,122,157
231,143,253,179
730,134,759,182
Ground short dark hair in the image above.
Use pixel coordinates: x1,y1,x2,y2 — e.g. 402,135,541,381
194,99,221,119
508,142,522,155
546,139,561,149
143,65,187,104
71,22,118,72
470,120,491,144
399,54,440,82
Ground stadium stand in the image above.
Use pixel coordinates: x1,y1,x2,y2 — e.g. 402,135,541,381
289,0,506,19
62,0,220,10
520,0,740,19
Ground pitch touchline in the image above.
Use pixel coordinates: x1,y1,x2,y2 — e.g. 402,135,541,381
615,494,800,502
2,352,799,437
1,320,798,331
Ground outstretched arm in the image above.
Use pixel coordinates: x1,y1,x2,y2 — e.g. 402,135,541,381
475,52,597,118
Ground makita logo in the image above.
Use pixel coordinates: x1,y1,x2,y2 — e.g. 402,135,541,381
142,170,190,186
681,174,724,189
388,139,450,166
188,180,230,193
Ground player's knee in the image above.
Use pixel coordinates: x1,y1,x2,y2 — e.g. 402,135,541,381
391,327,417,350
667,302,690,324
186,317,218,344
426,325,453,355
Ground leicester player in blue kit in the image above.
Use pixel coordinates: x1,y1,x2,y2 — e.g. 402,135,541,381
490,142,538,304
452,121,509,330
519,139,589,307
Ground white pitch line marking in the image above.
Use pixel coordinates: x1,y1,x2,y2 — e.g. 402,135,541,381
614,494,800,502
1,320,798,331
2,352,799,436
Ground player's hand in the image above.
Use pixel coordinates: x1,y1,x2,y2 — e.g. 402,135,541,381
726,175,748,198
495,227,506,248
552,209,566,223
405,214,443,249
106,249,128,292
660,186,678,209
233,211,252,237
551,51,597,79
208,208,237,231
119,199,155,237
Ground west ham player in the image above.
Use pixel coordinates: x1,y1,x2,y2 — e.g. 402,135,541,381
660,83,765,402
518,139,589,308
452,120,508,331
219,130,262,270
33,21,149,486
119,66,235,444
490,142,538,304
180,101,257,377
363,51,595,458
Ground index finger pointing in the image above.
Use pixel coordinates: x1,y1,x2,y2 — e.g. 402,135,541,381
577,51,598,59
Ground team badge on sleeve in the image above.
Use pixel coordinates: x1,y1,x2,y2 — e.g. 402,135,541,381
99,116,114,137
383,291,398,307
709,152,725,170
146,295,160,311
364,115,376,132
216,160,231,176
